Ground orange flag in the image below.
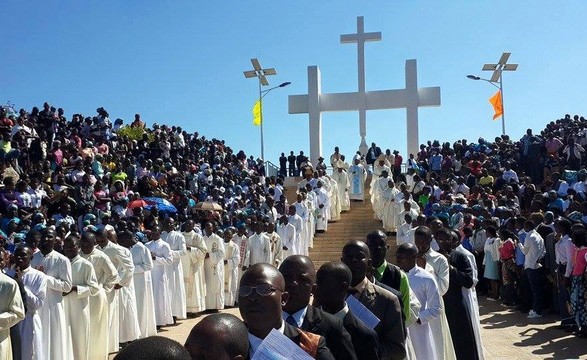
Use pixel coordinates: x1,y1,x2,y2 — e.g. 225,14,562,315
488,90,503,120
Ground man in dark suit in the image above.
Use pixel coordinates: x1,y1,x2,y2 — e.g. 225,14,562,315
314,261,379,360
279,256,357,360
288,151,297,177
238,263,334,360
342,240,406,360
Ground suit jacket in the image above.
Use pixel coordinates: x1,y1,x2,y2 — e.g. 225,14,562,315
343,311,380,360
379,263,402,292
358,281,406,360
300,306,357,360
283,322,335,360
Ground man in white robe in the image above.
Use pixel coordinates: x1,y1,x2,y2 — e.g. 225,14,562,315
332,161,350,212
396,243,440,360
397,201,420,233
276,215,296,259
314,181,330,232
265,222,284,268
31,228,73,360
293,193,310,253
182,219,208,315
0,271,25,360
414,226,457,360
119,231,157,339
222,229,240,307
202,222,225,310
370,155,392,208
231,225,249,282
63,234,100,360
380,179,400,233
348,158,367,201
161,218,187,320
96,229,137,351
13,246,46,360
373,170,393,220
145,226,174,327
247,222,272,265
80,232,119,360
287,205,304,255
397,215,415,246
327,175,341,221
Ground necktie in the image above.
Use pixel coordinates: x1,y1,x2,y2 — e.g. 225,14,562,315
286,315,298,327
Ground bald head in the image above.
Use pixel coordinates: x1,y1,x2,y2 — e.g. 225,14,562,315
314,261,352,313
279,255,317,313
396,243,418,272
185,313,248,360
114,336,190,360
341,240,371,286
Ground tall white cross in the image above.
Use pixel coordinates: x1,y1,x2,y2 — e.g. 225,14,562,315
288,17,441,165
340,16,382,154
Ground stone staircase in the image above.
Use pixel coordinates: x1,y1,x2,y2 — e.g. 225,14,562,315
284,176,385,269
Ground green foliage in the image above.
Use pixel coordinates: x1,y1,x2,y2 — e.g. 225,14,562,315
115,126,153,141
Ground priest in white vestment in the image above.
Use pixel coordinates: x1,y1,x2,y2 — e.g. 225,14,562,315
0,271,25,360
370,156,392,209
314,182,330,232
397,215,415,246
373,171,393,220
247,223,272,265
222,230,240,307
287,206,304,256
414,226,457,360
293,194,310,254
63,235,100,360
276,215,296,259
31,228,73,360
80,232,119,360
396,243,440,360
145,226,174,326
327,176,341,221
230,226,249,282
379,180,399,232
161,218,187,320
13,246,46,360
348,159,367,201
265,222,283,268
332,161,350,211
119,232,157,339
202,222,225,310
182,220,208,314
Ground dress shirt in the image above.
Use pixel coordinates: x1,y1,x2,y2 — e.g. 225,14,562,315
282,306,309,328
331,303,349,321
518,229,545,269
249,321,285,357
555,234,576,277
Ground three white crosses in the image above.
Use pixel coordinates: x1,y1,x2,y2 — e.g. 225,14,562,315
288,16,441,164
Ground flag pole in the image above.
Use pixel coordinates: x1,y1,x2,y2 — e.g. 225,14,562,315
500,74,505,135
258,79,265,167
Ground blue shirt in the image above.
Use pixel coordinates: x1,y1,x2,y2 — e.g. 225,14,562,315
282,306,308,328
515,231,527,266
462,237,473,252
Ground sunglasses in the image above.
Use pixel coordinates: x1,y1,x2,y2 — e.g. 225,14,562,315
239,284,280,297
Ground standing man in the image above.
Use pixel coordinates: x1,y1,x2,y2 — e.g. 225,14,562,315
31,228,73,360
145,225,174,327
288,151,297,177
203,222,225,311
248,222,272,266
181,220,208,316
332,160,351,212
276,215,296,259
80,231,119,359
0,268,25,360
223,229,240,307
161,218,187,321
314,181,330,233
341,240,406,360
279,152,288,178
348,158,367,201
63,234,99,360
231,225,249,282
266,222,284,268
518,219,546,319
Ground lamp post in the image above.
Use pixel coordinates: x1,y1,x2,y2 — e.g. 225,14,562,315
467,52,518,135
243,58,290,174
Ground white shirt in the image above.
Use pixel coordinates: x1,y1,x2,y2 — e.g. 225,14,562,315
555,234,575,277
518,229,545,269
248,321,286,357
282,306,308,328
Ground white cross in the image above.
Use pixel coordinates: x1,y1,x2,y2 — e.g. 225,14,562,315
340,16,382,154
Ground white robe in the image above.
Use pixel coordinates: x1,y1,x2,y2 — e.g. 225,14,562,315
203,234,225,310
293,201,309,253
223,240,240,307
374,176,393,220
397,222,415,246
232,234,249,282
348,164,367,200
248,233,272,265
305,193,318,249
314,187,330,231
267,232,283,268
64,255,99,360
423,248,457,360
328,177,341,221
117,246,141,342
288,214,304,256
130,242,158,339
18,267,46,360
0,272,25,360
81,248,118,360
145,239,174,326
407,266,441,360
380,186,399,232
161,230,188,319
31,250,74,360
276,223,296,259
181,231,208,314
332,169,350,211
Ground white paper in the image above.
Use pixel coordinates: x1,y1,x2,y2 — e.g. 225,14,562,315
346,295,380,329
251,328,313,360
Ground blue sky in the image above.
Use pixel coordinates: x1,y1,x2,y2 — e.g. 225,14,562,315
3,1,587,165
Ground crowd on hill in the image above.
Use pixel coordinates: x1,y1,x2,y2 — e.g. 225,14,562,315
1,101,587,360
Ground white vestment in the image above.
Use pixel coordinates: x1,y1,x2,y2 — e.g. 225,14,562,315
130,242,157,339
145,239,174,326
276,223,296,259
348,164,367,200
370,165,391,210
117,246,141,342
379,186,399,232
407,266,441,360
373,176,393,220
397,222,415,246
332,169,350,211
232,234,249,282
31,250,73,360
18,267,46,360
203,234,225,310
314,187,330,231
288,213,304,255
248,233,272,265
223,240,240,307
64,255,99,360
81,247,118,360
267,231,283,268
181,230,208,313
305,193,318,248
423,248,457,360
0,272,25,360
328,177,341,221
161,230,188,319
293,201,310,254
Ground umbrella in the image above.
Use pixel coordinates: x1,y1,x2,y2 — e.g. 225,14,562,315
195,201,223,211
143,197,177,213
128,199,148,209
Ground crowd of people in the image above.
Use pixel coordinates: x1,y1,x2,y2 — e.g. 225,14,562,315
1,100,587,360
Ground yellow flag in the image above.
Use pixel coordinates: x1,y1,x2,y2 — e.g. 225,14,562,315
252,99,262,126
488,90,503,120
